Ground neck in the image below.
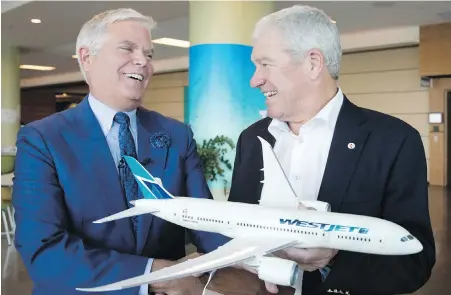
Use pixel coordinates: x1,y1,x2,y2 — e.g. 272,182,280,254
288,81,338,135
89,88,138,112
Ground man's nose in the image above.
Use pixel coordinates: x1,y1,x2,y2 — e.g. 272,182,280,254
133,52,148,67
250,72,265,88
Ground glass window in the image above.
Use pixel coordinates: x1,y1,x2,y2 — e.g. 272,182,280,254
401,237,408,242
407,235,414,240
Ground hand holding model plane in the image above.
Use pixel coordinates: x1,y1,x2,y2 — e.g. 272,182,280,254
150,252,205,295
75,138,424,295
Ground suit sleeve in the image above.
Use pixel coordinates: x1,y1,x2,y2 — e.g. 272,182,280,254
12,126,150,293
321,130,436,295
182,125,231,253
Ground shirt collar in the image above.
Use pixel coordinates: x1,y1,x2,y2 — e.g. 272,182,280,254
268,87,344,137
88,93,137,135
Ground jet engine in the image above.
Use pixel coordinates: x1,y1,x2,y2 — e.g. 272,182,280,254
300,200,331,212
257,257,300,287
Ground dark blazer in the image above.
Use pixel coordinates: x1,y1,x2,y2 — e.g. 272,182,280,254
12,97,228,295
228,96,436,295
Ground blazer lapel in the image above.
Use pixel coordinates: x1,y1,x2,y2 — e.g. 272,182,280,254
317,97,370,212
61,98,135,246
135,108,169,254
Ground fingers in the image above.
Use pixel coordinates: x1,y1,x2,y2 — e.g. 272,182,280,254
265,281,279,294
178,252,203,263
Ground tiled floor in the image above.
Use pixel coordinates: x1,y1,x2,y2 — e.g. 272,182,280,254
1,186,450,295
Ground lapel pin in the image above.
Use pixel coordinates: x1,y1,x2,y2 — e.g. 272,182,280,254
347,143,355,149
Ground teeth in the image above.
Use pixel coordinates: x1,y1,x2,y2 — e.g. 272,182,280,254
263,91,278,98
125,73,144,81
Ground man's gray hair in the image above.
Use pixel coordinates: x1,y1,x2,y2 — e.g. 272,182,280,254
252,5,342,80
75,8,156,80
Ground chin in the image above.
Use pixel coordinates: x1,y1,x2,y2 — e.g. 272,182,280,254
266,108,284,120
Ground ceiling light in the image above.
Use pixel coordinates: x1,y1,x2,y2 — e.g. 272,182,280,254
20,64,55,71
153,38,190,48
31,18,41,24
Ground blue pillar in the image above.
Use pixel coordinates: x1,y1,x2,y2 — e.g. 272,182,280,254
188,1,274,199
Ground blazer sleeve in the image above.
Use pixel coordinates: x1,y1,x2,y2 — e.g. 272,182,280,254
320,130,436,295
182,125,231,253
12,125,149,293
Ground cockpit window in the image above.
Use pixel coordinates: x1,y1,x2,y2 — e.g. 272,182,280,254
401,235,415,242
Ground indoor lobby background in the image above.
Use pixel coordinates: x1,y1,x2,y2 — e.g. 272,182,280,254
2,1,451,294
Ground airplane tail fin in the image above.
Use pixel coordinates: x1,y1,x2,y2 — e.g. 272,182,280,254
123,156,175,200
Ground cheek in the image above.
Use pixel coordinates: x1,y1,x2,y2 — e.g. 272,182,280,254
268,70,296,95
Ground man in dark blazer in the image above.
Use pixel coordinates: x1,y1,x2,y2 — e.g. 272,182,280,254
12,8,227,295
228,5,435,295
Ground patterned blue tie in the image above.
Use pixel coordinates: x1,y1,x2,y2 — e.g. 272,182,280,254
114,112,138,236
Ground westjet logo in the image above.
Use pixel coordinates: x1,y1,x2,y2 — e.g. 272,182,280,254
280,219,369,234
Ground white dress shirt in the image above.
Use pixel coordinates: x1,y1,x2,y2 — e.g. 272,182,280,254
88,95,151,295
268,88,344,203
267,88,343,295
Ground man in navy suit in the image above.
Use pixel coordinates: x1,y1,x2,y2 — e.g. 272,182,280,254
13,8,227,295
229,5,436,295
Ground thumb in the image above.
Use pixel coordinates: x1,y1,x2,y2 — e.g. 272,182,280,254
265,281,279,294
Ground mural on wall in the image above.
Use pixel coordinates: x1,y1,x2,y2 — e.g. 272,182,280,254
186,44,267,194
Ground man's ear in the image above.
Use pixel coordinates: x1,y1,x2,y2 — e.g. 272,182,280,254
307,49,324,81
78,47,93,72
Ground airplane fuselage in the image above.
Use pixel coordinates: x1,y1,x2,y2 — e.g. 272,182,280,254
133,197,422,255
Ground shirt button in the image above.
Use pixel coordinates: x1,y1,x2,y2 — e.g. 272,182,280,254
296,176,300,180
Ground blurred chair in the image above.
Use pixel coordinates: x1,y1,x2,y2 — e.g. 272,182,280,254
2,172,15,246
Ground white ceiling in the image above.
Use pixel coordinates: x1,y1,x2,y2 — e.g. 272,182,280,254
2,0,451,80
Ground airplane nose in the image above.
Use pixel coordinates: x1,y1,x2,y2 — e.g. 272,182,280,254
411,240,423,254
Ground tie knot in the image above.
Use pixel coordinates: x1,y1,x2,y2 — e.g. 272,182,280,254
114,112,130,126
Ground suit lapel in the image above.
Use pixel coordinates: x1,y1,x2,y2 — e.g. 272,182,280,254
317,97,370,211
135,108,169,254
61,98,135,246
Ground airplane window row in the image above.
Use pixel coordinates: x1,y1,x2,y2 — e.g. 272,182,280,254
337,235,371,242
236,223,323,236
196,217,225,224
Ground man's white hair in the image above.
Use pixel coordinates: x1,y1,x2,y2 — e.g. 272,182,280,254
252,5,342,80
75,8,156,80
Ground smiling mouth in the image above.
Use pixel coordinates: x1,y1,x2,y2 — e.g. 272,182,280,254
263,90,278,99
124,73,144,81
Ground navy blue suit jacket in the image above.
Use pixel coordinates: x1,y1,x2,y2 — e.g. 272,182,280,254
12,98,228,295
228,96,436,295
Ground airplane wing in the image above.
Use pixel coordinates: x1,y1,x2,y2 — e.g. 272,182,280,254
257,136,305,209
76,237,299,292
93,205,159,224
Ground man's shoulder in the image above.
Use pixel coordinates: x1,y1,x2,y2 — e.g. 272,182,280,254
139,107,190,135
359,106,420,138
239,117,272,139
21,109,72,137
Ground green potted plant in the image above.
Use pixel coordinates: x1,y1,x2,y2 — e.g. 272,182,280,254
197,135,235,196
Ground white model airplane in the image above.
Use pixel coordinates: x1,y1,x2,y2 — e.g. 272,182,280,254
76,136,423,292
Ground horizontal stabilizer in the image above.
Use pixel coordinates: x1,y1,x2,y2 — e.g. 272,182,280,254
93,206,158,224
